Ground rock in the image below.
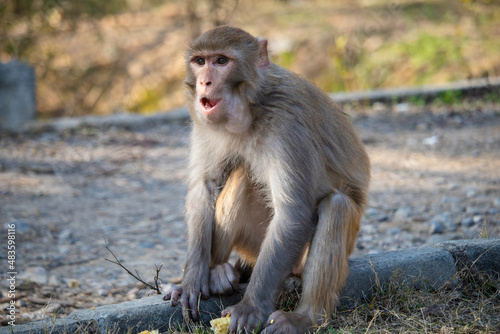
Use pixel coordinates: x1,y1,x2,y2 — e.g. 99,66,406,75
67,278,80,288
423,135,439,146
0,60,36,131
48,275,63,286
138,241,155,249
387,227,402,236
442,196,461,204
460,217,475,227
466,207,482,215
472,215,483,224
394,207,412,221
428,220,444,234
494,198,500,207
395,103,410,113
4,220,31,234
365,207,388,222
18,267,48,285
465,187,478,198
127,287,140,300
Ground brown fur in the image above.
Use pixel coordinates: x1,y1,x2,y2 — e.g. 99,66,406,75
164,26,370,334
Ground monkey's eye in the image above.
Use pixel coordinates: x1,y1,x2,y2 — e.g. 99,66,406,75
216,57,228,65
196,58,206,66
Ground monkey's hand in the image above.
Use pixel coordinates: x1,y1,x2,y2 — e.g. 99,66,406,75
210,263,240,295
163,267,210,320
221,298,273,333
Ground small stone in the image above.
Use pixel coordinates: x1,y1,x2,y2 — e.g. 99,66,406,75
473,215,483,224
372,102,386,112
58,229,73,241
365,208,388,222
461,217,475,227
395,103,410,113
4,220,31,234
441,197,461,204
394,207,412,221
387,227,402,236
19,267,48,285
67,278,80,288
465,187,478,198
448,183,459,191
428,220,444,234
138,242,155,249
98,289,108,297
466,207,482,215
127,287,140,300
493,198,500,207
423,135,439,146
416,122,429,131
488,208,499,215
48,275,62,286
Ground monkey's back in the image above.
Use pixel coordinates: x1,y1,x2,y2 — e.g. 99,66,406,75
261,64,370,204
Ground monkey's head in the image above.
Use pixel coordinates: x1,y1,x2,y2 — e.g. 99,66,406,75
185,26,270,133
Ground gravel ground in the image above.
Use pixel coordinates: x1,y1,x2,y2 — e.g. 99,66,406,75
1,104,500,325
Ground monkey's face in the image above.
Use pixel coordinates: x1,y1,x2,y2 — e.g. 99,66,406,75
189,52,235,124
187,52,253,134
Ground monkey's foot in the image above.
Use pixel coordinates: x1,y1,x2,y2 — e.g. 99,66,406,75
209,263,240,295
264,310,312,334
221,299,272,333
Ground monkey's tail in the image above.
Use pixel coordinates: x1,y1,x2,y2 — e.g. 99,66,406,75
297,190,362,324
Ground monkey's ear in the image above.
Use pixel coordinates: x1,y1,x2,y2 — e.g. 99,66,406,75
257,37,270,69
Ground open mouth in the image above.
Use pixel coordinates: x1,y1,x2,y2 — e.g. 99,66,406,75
200,97,220,112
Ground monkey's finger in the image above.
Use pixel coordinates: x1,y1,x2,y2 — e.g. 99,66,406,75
188,293,199,320
221,306,233,318
233,313,248,333
201,283,210,299
168,288,182,305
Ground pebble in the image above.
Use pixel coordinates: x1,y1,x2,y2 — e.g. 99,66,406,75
461,217,475,227
428,220,444,234
18,267,49,285
394,207,412,221
441,197,461,204
465,187,478,198
387,227,402,236
4,220,31,234
423,135,439,146
126,287,140,300
466,207,482,215
365,208,388,222
494,198,500,207
138,242,155,249
473,215,483,224
395,103,410,113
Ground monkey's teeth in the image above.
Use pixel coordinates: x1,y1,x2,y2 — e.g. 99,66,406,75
201,98,219,110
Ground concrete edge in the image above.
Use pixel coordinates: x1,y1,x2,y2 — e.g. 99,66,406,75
10,76,500,134
3,238,498,333
330,76,500,104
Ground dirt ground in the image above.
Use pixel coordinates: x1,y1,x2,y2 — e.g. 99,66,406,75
1,102,500,326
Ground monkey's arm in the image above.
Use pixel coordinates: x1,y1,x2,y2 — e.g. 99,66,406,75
163,166,220,320
222,132,320,331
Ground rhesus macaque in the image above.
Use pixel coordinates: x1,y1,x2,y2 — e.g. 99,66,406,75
164,26,370,333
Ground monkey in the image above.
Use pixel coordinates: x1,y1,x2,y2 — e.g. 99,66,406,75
164,26,370,334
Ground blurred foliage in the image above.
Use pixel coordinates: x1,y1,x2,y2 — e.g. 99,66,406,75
1,0,499,117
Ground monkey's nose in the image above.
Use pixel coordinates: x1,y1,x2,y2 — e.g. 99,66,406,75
201,81,212,86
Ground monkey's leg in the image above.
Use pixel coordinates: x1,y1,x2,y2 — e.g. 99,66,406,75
210,166,270,295
265,191,362,334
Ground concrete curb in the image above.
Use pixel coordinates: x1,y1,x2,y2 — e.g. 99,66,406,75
3,239,498,334
330,76,500,104
12,77,500,134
